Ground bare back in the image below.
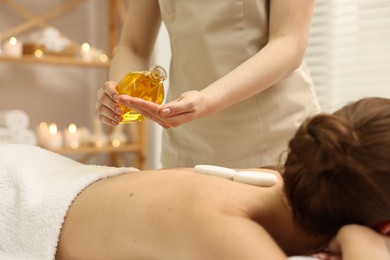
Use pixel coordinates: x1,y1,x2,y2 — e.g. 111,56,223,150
56,168,325,260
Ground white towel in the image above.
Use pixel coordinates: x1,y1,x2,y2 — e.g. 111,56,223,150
0,144,139,260
0,110,29,130
0,128,13,144
11,129,37,145
0,128,37,145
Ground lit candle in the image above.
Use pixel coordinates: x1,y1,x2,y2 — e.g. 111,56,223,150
78,126,91,145
99,53,108,63
3,37,23,57
90,117,108,147
92,133,108,148
64,123,81,149
109,124,128,147
81,42,94,62
111,138,120,147
46,123,63,150
37,121,49,147
95,139,104,148
95,49,108,63
34,48,44,58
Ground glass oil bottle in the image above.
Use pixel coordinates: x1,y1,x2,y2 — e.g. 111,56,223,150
116,65,167,123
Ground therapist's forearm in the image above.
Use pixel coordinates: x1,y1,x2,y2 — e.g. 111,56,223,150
108,0,161,83
201,36,306,116
108,44,151,83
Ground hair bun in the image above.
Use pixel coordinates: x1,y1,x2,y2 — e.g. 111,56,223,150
289,114,357,174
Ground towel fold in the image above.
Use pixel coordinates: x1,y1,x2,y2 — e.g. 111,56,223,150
0,110,29,130
0,128,37,145
0,128,13,144
0,144,138,260
11,129,37,145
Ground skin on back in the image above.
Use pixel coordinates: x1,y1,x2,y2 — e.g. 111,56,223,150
55,168,326,260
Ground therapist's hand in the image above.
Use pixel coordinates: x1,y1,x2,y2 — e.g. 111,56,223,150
118,90,209,128
96,81,123,126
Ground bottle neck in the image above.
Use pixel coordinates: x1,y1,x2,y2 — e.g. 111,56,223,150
147,72,163,84
149,65,167,82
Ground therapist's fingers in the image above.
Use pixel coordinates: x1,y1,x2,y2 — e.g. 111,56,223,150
119,95,160,113
160,91,203,117
96,81,122,126
117,91,207,128
118,95,192,128
118,96,169,126
103,81,119,100
118,95,162,119
154,91,206,128
97,105,122,126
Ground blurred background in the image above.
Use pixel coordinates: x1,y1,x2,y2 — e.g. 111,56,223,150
305,0,390,112
0,0,389,169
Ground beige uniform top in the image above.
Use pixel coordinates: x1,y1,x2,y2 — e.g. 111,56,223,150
158,0,321,168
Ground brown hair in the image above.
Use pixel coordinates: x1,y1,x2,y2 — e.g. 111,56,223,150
283,97,390,238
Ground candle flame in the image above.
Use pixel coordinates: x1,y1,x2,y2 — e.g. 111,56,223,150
81,42,91,52
68,123,77,134
99,54,108,63
49,123,57,135
9,37,18,45
112,139,121,147
70,141,80,149
95,140,103,148
39,122,48,130
34,49,43,58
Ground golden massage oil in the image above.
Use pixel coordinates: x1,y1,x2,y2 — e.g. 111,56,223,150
116,65,167,123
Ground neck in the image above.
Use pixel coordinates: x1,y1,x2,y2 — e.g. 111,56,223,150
271,185,327,255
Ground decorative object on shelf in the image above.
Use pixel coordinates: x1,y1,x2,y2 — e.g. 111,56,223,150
11,129,37,145
0,128,12,144
41,27,70,53
23,27,77,58
23,43,44,56
0,109,37,145
2,37,23,57
0,109,29,130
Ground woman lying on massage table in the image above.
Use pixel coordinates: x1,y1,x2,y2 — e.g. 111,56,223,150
0,97,389,260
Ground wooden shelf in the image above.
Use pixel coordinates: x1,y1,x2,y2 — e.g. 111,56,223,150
50,143,142,154
44,142,145,168
0,55,110,68
1,0,146,168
